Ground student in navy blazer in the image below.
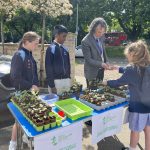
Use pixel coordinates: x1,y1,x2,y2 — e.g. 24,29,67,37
9,32,40,150
45,25,71,94
103,40,150,150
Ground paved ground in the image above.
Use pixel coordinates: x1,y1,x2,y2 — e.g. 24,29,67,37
0,58,145,150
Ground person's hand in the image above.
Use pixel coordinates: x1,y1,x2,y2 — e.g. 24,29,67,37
110,65,120,70
106,63,113,70
104,63,120,70
51,87,57,94
101,63,109,69
102,80,107,86
102,63,114,70
31,85,39,92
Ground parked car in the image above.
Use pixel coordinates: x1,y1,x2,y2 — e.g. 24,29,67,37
75,45,84,57
0,55,15,128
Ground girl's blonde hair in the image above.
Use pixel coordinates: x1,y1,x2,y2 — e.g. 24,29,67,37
18,31,40,50
124,40,150,67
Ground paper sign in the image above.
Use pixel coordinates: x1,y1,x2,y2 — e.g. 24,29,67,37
34,121,82,150
92,107,124,144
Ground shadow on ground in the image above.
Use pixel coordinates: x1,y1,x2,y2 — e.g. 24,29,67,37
97,136,125,150
84,125,125,150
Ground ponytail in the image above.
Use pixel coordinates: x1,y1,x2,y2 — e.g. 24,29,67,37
18,40,23,50
18,31,40,50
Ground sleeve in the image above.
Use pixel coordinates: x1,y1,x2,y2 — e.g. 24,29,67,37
81,40,102,67
107,67,131,88
68,52,71,78
33,60,39,86
10,54,32,90
119,67,126,74
45,47,55,88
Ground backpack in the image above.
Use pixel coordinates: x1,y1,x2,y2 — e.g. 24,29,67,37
140,66,150,108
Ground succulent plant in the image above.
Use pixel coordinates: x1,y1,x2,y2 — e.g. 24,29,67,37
80,90,116,106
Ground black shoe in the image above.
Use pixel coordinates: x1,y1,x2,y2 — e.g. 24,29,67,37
85,120,92,126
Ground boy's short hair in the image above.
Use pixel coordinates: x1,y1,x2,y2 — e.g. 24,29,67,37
53,25,68,37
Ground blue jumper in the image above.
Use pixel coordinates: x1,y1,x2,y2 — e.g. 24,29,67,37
107,66,150,113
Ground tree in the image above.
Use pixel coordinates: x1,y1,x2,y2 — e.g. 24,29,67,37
68,0,150,42
101,0,150,41
30,0,73,85
67,0,120,44
6,8,41,42
0,0,23,53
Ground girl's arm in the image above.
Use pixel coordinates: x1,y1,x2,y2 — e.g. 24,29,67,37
104,67,131,88
119,67,126,74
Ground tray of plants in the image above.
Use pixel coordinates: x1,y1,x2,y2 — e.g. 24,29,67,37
55,98,93,121
98,85,129,98
58,82,83,100
11,91,63,132
79,89,127,111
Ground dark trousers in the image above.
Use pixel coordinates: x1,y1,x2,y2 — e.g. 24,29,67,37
85,68,104,126
86,68,104,88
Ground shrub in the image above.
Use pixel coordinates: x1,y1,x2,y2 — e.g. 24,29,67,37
105,46,125,58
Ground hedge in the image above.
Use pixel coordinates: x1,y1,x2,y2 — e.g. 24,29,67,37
105,46,125,58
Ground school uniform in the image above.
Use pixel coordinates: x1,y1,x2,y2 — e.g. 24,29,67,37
107,66,150,131
10,47,39,90
45,41,71,94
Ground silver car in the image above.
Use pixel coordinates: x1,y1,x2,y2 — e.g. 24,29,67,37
75,45,84,57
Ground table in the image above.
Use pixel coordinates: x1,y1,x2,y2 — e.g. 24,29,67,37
7,100,128,150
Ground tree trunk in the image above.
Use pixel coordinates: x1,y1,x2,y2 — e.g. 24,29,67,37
40,13,46,86
0,15,4,54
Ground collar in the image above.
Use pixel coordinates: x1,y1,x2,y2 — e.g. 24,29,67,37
54,40,62,47
94,35,101,41
20,47,32,56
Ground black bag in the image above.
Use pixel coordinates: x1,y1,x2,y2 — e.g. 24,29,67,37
96,68,104,81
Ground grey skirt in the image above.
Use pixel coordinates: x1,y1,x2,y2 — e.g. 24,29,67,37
129,112,150,132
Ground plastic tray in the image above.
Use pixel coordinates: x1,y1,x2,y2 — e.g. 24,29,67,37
79,93,128,111
11,99,63,131
99,86,129,98
55,98,93,121
39,94,59,105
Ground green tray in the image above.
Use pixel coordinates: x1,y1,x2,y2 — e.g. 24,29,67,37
33,124,43,132
44,124,50,130
55,98,93,121
49,112,63,127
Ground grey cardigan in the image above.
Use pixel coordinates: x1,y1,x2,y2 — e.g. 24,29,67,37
81,33,108,79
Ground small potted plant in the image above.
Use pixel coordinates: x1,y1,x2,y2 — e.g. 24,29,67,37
33,117,44,131
49,116,56,128
43,115,50,130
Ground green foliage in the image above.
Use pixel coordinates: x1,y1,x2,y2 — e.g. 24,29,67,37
5,8,42,42
101,0,150,41
106,44,150,58
1,0,150,43
105,46,125,58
